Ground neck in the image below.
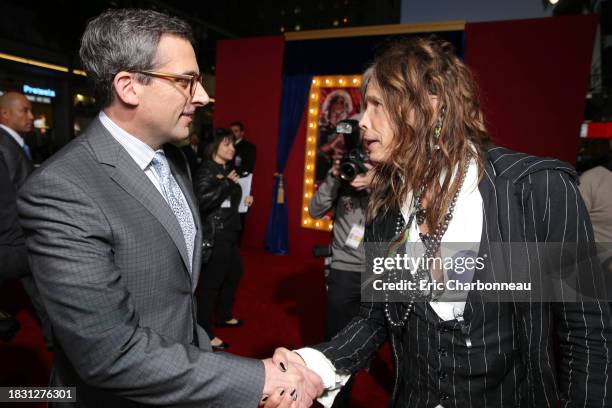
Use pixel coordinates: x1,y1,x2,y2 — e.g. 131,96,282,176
103,106,164,150
213,154,226,165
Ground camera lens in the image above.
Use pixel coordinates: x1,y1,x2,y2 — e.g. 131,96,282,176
340,162,357,181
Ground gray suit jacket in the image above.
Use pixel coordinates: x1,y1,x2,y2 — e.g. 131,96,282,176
17,118,264,407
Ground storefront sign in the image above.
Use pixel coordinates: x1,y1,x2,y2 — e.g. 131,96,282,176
23,84,56,98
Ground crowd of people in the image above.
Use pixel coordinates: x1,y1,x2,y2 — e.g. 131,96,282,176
0,7,611,408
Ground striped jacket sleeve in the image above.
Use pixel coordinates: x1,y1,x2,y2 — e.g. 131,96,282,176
312,299,389,374
521,168,612,407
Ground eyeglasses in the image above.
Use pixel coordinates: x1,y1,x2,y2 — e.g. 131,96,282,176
136,70,204,97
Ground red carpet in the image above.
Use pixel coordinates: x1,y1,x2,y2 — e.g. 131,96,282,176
0,282,52,408
0,249,391,407
217,249,393,407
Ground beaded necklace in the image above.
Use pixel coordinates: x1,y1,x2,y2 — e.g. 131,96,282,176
383,158,470,327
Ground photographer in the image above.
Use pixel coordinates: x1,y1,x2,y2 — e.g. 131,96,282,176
308,120,373,408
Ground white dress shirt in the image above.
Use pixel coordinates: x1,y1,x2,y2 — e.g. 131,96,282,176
98,111,167,196
298,158,483,408
99,112,196,272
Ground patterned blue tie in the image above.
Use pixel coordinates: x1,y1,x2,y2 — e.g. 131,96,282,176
150,151,195,272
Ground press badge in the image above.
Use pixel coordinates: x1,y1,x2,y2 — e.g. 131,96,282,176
221,199,231,208
345,224,365,249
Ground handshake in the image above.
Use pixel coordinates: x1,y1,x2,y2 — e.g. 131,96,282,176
260,348,325,408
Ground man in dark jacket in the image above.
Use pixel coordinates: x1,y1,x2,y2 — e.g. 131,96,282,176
0,153,25,341
181,132,204,174
230,121,256,176
273,37,612,408
0,91,51,346
0,91,34,188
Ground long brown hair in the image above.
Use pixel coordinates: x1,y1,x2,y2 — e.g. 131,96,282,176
366,36,490,229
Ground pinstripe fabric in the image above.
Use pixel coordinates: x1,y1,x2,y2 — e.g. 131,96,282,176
313,146,612,408
17,118,264,407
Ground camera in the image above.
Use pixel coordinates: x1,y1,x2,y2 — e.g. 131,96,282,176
336,120,369,182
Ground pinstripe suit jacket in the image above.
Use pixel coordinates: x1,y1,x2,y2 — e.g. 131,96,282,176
314,146,612,408
17,118,264,407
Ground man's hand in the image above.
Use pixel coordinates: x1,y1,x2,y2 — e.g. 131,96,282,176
350,163,374,190
245,196,254,207
260,357,323,408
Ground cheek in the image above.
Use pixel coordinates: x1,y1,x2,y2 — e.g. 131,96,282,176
381,132,393,150
154,92,182,118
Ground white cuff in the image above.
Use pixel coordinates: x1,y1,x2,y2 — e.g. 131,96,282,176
295,348,351,408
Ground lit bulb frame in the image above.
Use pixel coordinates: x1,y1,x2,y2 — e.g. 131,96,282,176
301,75,362,231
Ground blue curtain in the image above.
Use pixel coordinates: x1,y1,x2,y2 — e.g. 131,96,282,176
264,75,312,254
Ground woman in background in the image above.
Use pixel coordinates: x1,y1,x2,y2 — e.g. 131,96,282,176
194,129,253,350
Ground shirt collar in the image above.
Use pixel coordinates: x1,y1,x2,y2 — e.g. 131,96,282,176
400,158,479,223
0,124,24,147
98,111,157,171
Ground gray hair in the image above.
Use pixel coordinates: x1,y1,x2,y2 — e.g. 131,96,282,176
79,8,194,108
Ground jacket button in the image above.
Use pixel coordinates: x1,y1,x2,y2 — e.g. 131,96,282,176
439,372,447,381
438,348,448,357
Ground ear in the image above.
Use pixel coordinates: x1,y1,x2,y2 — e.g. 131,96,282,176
112,71,140,107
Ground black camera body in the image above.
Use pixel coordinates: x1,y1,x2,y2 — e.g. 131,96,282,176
336,119,369,182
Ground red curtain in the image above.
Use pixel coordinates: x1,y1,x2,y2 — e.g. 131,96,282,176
215,36,331,257
465,15,598,164
214,36,286,250
214,16,598,255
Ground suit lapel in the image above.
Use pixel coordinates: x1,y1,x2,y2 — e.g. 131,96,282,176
0,127,33,169
464,155,509,322
86,119,193,282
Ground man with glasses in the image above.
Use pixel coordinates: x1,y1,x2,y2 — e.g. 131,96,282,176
18,9,322,408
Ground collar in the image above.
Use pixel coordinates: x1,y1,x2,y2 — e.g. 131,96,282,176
98,111,157,171
400,158,480,224
0,124,24,147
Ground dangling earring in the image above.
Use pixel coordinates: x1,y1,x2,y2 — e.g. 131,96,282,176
432,107,446,150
